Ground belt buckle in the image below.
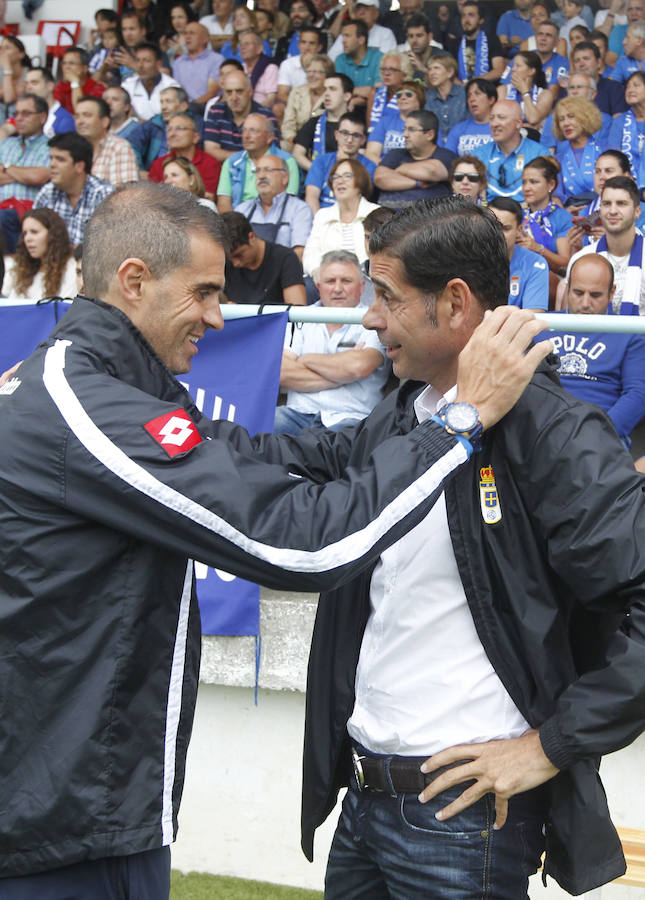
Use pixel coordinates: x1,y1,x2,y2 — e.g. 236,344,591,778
351,747,366,791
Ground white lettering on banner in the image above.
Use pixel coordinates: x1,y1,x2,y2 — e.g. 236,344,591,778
195,561,237,582
182,383,238,583
180,381,237,422
551,335,607,359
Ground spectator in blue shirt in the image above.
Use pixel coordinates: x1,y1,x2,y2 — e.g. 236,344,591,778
553,95,605,204
611,21,645,81
541,72,612,150
334,20,383,106
305,111,376,213
374,108,456,208
489,196,549,310
424,52,467,142
472,99,549,201
365,79,426,163
547,253,645,445
497,0,535,58
444,76,495,155
518,19,569,102
608,71,645,188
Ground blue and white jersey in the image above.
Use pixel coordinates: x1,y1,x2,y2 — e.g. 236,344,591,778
508,245,549,309
443,118,493,155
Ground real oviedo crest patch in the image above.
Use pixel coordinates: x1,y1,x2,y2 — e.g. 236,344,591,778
479,465,502,525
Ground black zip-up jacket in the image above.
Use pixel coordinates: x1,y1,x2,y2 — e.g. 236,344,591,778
297,371,645,897
0,296,477,878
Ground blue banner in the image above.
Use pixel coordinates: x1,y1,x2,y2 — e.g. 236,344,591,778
179,313,288,636
0,303,288,638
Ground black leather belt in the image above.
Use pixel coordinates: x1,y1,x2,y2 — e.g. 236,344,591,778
351,746,472,795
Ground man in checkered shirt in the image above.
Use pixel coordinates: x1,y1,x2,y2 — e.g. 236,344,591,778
33,132,114,247
0,93,52,252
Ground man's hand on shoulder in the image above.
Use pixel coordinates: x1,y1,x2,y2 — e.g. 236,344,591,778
456,306,553,431
418,729,559,830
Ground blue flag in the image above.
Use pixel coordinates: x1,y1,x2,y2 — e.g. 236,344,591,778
0,303,58,372
179,313,288,636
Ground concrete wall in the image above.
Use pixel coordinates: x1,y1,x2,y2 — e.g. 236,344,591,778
172,588,645,898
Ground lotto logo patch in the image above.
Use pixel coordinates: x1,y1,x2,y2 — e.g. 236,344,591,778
479,465,502,525
144,409,202,458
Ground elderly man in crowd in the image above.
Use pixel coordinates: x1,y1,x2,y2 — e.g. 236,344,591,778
148,113,220,199
172,22,223,107
204,70,278,163
275,249,388,434
238,31,279,107
129,85,192,171
54,47,105,114
217,112,298,211
236,155,312,259
0,93,51,251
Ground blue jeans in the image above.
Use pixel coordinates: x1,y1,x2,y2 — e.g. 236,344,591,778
273,406,358,436
325,780,546,899
0,847,170,899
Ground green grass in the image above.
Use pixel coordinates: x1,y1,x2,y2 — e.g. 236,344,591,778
170,871,323,899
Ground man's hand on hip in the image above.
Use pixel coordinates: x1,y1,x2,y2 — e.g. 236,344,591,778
418,729,560,829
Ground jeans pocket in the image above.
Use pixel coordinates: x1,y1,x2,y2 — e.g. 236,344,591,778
398,788,492,839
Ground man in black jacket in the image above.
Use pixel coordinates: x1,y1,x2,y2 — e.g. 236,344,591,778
0,183,547,898
300,196,645,899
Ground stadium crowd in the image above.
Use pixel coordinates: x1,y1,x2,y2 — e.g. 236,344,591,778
2,0,645,449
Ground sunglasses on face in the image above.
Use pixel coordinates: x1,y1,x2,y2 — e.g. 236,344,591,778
453,172,481,182
396,89,416,99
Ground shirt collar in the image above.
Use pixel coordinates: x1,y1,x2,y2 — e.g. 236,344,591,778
414,384,457,423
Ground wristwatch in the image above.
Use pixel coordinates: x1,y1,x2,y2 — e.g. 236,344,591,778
431,401,483,451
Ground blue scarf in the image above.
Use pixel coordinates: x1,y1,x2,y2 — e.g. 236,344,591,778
458,30,489,81
619,109,645,187
596,232,644,316
312,110,327,159
369,84,399,131
559,137,601,199
523,201,558,252
288,32,300,57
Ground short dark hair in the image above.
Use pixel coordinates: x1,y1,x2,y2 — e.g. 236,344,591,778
363,206,394,235
407,108,439,138
135,41,163,61
161,84,189,104
572,40,601,59
488,195,523,225
63,46,89,66
298,25,322,43
597,149,631,173
602,175,641,206
27,65,55,84
461,1,482,15
589,28,609,49
76,96,111,120
326,71,354,94
18,94,48,116
537,18,560,32
220,58,244,73
406,12,431,31
107,85,132,107
84,183,228,297
338,109,367,132
96,8,119,24
368,196,510,310
48,132,94,173
466,77,497,100
342,18,369,41
221,211,253,250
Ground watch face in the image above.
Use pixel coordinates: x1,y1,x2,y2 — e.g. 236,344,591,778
445,401,478,432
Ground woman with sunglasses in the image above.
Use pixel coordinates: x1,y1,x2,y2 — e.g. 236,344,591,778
449,156,487,203
553,95,605,206
303,158,379,279
518,156,572,277
365,80,426,164
367,51,413,133
282,54,333,150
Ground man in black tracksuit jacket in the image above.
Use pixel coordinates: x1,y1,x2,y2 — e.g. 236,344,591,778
0,184,548,897
295,201,645,898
